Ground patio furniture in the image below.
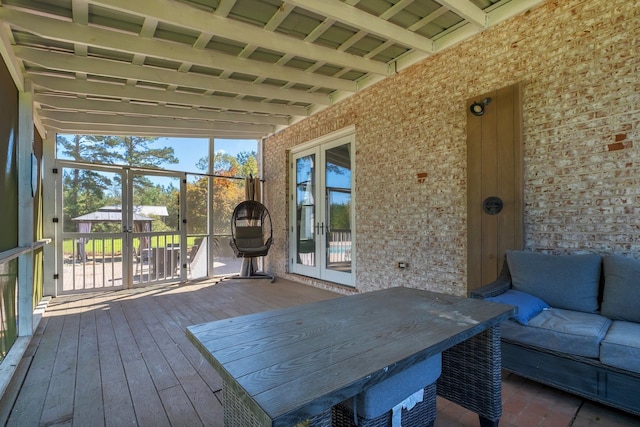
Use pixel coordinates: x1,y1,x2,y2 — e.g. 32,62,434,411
229,200,274,281
151,246,179,278
332,354,440,427
186,286,515,427
472,251,640,416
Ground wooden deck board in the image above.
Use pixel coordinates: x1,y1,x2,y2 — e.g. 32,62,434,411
95,305,137,427
125,298,180,392
74,309,104,427
5,278,338,426
40,311,79,426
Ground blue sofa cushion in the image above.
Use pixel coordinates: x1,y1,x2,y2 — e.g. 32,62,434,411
506,251,602,313
348,354,441,419
500,308,611,358
600,321,640,375
486,289,549,325
601,255,640,323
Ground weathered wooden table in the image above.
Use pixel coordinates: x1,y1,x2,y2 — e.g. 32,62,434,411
186,286,515,427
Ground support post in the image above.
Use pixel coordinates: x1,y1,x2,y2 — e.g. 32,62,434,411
17,79,34,336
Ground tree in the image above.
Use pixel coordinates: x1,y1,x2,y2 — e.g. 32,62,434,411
58,135,115,231
197,150,258,178
329,201,351,230
192,151,259,235
185,178,209,235
57,134,180,231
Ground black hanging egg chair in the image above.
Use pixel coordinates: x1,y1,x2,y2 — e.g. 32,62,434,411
228,200,274,281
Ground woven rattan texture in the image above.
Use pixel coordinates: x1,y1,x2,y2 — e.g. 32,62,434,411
332,383,437,427
223,382,332,427
436,327,502,421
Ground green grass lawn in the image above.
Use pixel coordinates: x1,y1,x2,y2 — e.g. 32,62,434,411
63,235,206,256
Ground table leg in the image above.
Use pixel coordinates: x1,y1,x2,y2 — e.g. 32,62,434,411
222,381,332,427
223,381,270,427
480,416,499,427
437,326,502,426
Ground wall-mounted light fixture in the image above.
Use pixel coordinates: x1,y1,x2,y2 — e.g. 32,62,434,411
470,97,492,116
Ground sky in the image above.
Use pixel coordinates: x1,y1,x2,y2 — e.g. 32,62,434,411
57,134,258,175
158,137,258,175
56,134,258,189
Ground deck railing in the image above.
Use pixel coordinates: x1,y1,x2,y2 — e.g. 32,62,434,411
0,240,49,362
328,230,352,262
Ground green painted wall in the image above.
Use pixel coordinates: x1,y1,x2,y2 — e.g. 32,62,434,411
0,56,19,360
0,54,18,252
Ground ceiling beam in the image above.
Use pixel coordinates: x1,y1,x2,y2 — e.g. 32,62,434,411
488,0,546,26
285,0,434,53
433,21,481,52
214,0,237,17
16,47,330,106
34,94,289,126
41,120,264,138
0,8,357,93
88,0,392,75
29,74,309,117
39,110,274,134
436,0,487,27
71,0,89,24
409,6,449,31
0,22,24,91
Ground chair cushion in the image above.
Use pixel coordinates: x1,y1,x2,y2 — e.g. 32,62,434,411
486,289,549,325
234,226,266,251
348,354,441,419
506,251,602,313
601,255,640,323
235,226,263,239
235,242,268,252
600,321,640,374
500,308,611,358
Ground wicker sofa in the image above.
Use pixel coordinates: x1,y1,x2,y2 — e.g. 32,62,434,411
471,251,640,416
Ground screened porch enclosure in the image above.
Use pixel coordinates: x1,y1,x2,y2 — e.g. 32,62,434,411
56,137,258,295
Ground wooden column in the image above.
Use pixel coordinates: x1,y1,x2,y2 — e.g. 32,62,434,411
466,83,523,293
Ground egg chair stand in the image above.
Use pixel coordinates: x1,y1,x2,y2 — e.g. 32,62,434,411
228,200,274,282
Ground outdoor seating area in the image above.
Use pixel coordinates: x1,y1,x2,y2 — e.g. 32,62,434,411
2,279,638,427
1,0,639,426
473,251,640,417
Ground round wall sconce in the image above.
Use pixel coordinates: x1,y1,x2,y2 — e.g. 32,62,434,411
470,97,492,116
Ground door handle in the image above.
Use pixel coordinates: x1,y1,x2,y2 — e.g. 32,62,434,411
483,197,503,215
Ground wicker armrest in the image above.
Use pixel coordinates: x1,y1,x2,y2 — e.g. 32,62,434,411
470,275,512,299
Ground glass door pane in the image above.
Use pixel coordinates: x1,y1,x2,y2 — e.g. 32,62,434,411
186,173,209,280
295,153,317,269
131,173,182,285
60,166,126,293
212,175,246,276
323,142,352,281
326,190,351,272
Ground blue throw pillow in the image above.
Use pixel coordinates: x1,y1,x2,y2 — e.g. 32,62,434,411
506,251,602,313
486,289,550,325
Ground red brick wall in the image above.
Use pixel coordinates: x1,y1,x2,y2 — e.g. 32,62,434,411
263,0,640,295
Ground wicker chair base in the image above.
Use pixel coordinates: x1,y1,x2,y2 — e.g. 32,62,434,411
436,327,502,423
332,383,437,427
223,381,331,427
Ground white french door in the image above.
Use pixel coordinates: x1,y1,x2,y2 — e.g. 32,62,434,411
290,129,354,286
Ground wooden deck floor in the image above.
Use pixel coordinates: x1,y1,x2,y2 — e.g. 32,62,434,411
4,278,339,427
2,279,638,427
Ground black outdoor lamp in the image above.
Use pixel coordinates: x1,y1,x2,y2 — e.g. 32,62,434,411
470,97,492,116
